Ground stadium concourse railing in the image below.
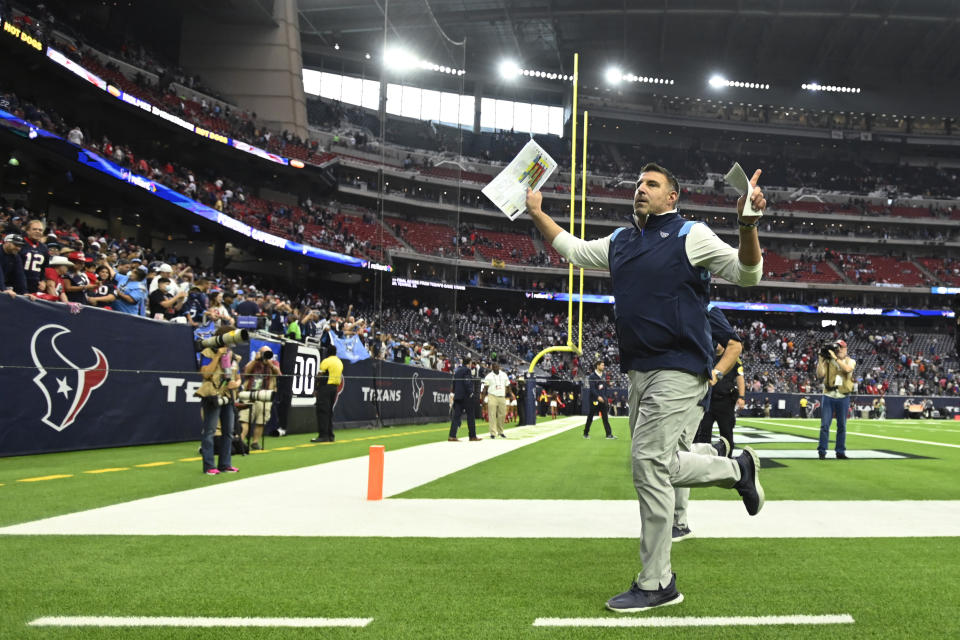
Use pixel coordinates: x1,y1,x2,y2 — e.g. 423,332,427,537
0,296,452,457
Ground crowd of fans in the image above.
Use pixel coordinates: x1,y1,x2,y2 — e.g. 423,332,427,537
737,320,960,397
7,3,326,165
0,84,399,261
4,1,960,403
3,203,959,397
12,0,960,207
5,8,960,281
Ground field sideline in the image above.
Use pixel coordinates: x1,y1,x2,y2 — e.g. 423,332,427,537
2,416,958,638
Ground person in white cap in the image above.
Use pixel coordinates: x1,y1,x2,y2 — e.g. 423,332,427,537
148,263,174,293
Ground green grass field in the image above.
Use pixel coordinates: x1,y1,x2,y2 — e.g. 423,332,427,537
401,417,960,501
2,416,958,638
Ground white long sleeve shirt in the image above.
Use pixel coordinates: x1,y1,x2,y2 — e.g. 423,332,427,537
551,213,762,287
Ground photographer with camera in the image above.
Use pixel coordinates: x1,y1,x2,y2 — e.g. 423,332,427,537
238,345,280,451
815,339,856,460
195,326,244,475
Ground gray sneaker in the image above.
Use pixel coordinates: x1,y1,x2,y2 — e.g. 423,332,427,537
733,446,764,515
606,573,684,613
671,525,694,541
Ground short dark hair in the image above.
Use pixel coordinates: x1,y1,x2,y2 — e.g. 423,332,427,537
639,162,680,195
157,277,170,284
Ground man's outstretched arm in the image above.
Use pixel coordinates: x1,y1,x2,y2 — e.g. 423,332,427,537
525,189,611,270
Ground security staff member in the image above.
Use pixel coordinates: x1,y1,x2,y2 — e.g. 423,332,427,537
816,339,856,459
448,357,479,441
693,306,744,453
311,345,343,443
583,361,615,439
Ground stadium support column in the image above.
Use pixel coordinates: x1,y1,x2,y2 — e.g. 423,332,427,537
473,82,482,135
179,0,308,139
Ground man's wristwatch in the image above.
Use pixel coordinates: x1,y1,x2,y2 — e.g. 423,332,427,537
712,369,724,380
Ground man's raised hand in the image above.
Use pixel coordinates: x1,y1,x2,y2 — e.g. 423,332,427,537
525,188,543,215
736,169,767,219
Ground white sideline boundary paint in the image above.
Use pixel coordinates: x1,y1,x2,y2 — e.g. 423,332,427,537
742,419,960,449
4,416,960,538
28,616,372,627
532,614,855,627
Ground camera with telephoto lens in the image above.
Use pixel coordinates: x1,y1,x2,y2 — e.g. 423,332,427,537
820,342,840,359
196,329,249,351
258,348,274,361
215,395,232,407
237,389,275,403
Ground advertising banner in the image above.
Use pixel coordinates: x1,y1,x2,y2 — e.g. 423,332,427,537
0,297,200,456
278,355,453,434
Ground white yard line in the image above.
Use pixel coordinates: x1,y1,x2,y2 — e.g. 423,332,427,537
742,419,960,449
28,616,372,628
532,614,855,628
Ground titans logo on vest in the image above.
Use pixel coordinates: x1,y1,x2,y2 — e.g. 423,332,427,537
30,324,109,432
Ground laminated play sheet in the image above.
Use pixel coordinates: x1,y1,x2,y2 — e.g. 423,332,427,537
481,139,559,221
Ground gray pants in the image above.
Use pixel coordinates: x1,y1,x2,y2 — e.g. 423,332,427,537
674,408,719,528
628,370,741,590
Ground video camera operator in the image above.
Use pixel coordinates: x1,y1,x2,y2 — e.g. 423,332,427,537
815,339,856,460
195,326,243,475
238,345,280,451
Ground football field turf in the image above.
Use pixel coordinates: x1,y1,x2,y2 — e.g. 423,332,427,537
2,416,958,638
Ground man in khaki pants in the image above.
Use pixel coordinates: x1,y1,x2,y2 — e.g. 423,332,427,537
481,361,515,439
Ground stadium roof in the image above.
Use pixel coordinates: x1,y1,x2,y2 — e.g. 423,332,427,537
297,0,960,90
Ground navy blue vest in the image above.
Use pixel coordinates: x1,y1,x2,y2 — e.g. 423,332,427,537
608,212,713,377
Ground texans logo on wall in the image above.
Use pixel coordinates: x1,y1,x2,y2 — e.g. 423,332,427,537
1,296,201,456
411,372,424,412
30,324,109,431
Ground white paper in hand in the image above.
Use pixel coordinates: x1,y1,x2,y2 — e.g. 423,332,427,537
481,139,558,221
724,162,762,218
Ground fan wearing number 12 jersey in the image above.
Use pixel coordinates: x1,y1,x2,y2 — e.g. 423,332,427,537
19,221,49,293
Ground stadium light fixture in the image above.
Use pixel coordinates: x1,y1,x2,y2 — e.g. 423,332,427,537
384,47,419,71
709,74,728,89
603,70,675,86
803,82,861,94
710,75,769,90
383,48,465,75
333,43,340,50
499,60,521,80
